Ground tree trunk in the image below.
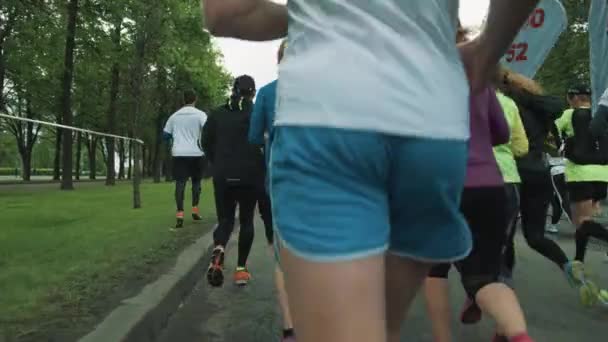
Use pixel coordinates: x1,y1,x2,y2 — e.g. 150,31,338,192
105,20,121,186
53,128,62,180
75,133,82,180
118,139,125,179
127,140,133,180
133,144,142,209
87,136,98,180
60,0,79,190
21,150,32,181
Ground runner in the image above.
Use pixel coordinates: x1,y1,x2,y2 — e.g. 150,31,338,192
163,89,208,229
424,29,532,339
202,75,265,287
555,85,608,305
496,71,586,287
202,1,540,341
248,41,295,342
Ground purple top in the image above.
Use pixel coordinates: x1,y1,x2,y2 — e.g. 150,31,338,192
465,87,509,188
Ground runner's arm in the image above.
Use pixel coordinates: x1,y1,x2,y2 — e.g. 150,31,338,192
249,88,267,146
201,0,287,41
590,89,608,138
510,109,529,157
488,89,510,146
201,114,216,162
590,104,608,138
478,0,541,67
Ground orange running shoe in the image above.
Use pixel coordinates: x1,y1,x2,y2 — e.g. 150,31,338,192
234,267,251,286
192,207,202,221
175,211,185,228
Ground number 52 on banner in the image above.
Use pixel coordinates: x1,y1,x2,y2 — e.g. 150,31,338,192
501,0,568,78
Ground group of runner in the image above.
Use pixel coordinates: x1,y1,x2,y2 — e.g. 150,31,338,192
158,0,608,341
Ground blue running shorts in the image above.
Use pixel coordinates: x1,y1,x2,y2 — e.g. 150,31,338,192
270,126,471,263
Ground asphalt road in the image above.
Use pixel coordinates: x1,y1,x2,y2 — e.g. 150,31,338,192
158,219,608,342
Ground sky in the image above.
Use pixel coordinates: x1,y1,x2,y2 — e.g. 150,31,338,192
214,0,490,88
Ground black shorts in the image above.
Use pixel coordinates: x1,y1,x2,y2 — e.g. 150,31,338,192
429,186,509,296
567,181,608,203
173,157,206,181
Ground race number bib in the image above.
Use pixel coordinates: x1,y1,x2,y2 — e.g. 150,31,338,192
501,0,568,78
590,0,608,111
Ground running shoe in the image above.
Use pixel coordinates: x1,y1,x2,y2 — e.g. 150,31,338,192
234,267,251,286
207,247,225,287
175,211,185,229
545,224,559,234
492,334,508,342
564,261,600,307
460,298,482,325
192,207,202,221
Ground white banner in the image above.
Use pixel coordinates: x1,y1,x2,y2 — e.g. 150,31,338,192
500,0,568,78
590,0,608,112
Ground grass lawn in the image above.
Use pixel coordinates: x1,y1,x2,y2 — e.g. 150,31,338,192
0,181,216,341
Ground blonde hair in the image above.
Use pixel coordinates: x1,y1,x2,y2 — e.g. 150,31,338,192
497,67,544,96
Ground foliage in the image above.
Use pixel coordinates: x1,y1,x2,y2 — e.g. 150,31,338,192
0,0,231,182
536,0,592,96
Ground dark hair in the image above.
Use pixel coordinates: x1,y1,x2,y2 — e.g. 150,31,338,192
183,89,197,105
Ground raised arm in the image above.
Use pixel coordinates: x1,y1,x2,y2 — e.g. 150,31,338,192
488,89,510,146
460,0,540,92
201,0,287,41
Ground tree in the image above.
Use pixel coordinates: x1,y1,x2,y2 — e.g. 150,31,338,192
60,0,79,190
536,0,591,95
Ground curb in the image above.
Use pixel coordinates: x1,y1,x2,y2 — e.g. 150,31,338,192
78,226,216,342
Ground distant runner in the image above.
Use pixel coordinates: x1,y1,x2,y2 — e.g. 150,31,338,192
163,89,208,229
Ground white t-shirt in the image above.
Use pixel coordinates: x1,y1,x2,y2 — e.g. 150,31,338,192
276,0,469,140
600,88,608,107
163,106,208,157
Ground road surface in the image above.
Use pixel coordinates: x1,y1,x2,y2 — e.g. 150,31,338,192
158,220,608,342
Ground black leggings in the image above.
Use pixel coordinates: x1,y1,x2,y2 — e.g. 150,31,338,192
175,179,202,212
550,173,572,224
428,186,510,298
257,190,274,245
212,178,257,267
518,171,569,269
502,183,520,279
575,220,608,262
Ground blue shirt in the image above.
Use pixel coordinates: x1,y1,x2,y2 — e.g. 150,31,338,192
249,80,278,169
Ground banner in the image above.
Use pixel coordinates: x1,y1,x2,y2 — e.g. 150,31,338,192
500,0,568,78
590,0,608,112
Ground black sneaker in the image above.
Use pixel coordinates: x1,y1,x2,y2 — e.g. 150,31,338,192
207,247,225,287
192,213,202,221
175,212,185,229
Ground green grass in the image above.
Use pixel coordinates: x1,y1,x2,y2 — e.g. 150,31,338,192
0,181,216,341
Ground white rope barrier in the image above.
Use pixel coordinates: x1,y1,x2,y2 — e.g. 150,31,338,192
0,113,144,145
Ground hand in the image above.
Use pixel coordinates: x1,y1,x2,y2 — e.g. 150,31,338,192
458,38,497,94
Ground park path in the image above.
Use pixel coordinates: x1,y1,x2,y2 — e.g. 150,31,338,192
158,220,608,342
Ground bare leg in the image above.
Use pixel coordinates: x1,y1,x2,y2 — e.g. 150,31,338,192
572,200,594,227
475,283,527,338
281,248,386,342
423,277,452,342
385,254,432,342
274,266,294,331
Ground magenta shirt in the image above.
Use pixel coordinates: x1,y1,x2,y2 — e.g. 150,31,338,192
465,87,509,188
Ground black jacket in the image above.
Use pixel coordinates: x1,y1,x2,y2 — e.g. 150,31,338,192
509,91,565,174
201,100,265,186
